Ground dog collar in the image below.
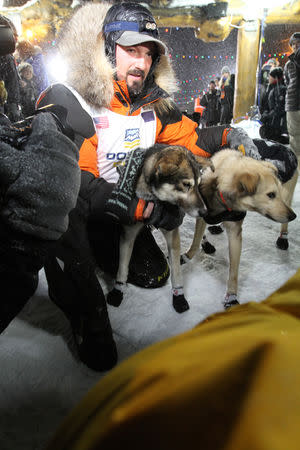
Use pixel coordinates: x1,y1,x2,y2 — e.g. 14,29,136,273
218,191,232,211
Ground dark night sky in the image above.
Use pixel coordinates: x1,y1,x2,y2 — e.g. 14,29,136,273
160,23,300,113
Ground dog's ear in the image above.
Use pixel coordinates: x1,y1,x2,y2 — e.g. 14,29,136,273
155,160,178,176
233,172,260,196
194,155,215,172
261,160,278,175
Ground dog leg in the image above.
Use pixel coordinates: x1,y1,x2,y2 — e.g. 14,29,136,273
223,219,244,309
107,223,144,307
276,170,298,250
181,218,207,264
162,228,189,313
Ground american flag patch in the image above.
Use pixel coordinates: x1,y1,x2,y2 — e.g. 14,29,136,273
94,116,109,129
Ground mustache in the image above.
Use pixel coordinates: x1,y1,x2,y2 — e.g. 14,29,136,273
127,69,145,79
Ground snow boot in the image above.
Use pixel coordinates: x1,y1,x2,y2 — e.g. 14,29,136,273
45,255,118,372
71,308,118,372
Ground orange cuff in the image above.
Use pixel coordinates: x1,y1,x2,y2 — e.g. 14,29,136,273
222,127,231,147
134,198,146,221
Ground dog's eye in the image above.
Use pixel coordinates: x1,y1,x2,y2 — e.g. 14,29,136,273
267,192,276,199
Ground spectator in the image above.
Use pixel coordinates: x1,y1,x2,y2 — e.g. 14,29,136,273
0,24,81,355
0,14,22,121
258,58,278,112
16,38,49,96
284,32,300,157
18,62,37,117
219,66,234,124
200,80,221,126
259,66,288,144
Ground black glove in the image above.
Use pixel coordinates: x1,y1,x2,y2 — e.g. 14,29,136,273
146,201,185,231
105,148,146,225
0,112,81,240
226,127,261,160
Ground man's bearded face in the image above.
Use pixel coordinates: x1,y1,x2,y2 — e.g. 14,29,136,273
115,42,156,96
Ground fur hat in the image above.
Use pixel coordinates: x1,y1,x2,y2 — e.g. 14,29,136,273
289,32,300,46
269,67,283,79
221,65,230,75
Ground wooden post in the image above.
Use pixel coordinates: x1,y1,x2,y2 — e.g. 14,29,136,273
233,20,261,122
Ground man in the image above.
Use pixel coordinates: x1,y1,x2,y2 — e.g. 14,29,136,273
37,2,260,372
284,32,300,158
0,26,80,343
200,80,221,126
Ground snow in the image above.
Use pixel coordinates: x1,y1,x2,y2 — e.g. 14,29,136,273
0,120,299,450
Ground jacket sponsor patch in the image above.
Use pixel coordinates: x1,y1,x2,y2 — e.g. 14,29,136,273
124,128,140,149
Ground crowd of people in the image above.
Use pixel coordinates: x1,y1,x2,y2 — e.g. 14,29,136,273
196,33,300,155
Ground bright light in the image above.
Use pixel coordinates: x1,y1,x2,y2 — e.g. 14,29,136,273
26,29,33,39
46,53,67,83
242,0,290,20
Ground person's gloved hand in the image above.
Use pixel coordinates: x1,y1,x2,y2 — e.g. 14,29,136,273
105,148,146,224
0,112,81,240
5,102,22,122
146,201,185,231
226,127,261,160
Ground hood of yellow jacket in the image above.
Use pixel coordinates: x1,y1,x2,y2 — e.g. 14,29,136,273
58,2,178,111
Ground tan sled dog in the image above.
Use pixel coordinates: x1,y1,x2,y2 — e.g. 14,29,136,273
106,144,212,313
182,149,297,308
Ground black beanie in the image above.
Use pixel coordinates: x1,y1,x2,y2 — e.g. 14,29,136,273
269,67,283,79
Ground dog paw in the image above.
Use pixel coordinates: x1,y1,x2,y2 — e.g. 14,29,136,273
201,240,216,254
223,293,239,309
173,294,190,313
107,288,123,307
276,236,289,250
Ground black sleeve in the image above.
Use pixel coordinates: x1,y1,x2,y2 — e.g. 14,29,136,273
80,171,114,223
195,125,227,155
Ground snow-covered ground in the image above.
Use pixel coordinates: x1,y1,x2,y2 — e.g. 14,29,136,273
1,121,299,450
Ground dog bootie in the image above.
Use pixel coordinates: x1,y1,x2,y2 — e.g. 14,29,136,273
172,287,189,313
276,232,289,250
201,235,216,254
208,224,224,235
107,283,125,307
223,293,239,309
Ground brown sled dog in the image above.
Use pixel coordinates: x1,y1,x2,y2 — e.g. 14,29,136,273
182,149,297,308
106,144,212,313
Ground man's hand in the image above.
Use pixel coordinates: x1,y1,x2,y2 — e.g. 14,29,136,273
0,113,81,240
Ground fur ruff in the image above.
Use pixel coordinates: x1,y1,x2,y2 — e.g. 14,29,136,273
58,2,178,110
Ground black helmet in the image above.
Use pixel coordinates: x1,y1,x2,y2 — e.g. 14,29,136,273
102,2,166,65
